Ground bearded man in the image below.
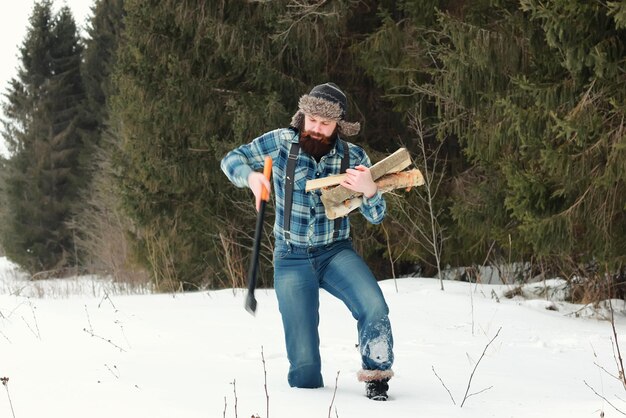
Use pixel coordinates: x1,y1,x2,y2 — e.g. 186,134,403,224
221,82,395,401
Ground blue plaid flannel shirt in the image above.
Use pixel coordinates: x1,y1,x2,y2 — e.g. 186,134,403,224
221,128,386,248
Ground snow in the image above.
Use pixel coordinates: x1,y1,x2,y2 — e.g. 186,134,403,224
1,256,625,417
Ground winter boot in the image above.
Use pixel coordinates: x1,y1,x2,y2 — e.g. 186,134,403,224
365,378,389,401
357,369,394,401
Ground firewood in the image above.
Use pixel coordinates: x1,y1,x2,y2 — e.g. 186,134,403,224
322,169,424,219
305,148,412,193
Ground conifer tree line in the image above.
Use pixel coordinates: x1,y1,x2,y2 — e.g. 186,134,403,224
0,0,624,293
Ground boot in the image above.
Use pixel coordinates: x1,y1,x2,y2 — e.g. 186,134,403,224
365,378,389,401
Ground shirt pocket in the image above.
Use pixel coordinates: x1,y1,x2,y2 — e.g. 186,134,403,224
293,165,309,191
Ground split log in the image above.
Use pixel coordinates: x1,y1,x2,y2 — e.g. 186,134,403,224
322,169,424,219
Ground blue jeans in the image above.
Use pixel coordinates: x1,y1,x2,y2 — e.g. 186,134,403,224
273,239,394,388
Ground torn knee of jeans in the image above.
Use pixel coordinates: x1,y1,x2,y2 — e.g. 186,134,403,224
363,335,391,364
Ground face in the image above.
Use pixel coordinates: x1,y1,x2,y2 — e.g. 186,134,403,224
303,114,337,139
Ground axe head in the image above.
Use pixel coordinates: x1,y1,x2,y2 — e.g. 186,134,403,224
245,291,257,315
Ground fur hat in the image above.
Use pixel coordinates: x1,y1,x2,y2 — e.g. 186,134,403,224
290,82,361,136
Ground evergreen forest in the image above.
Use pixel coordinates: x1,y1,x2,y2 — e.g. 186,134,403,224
1,0,624,300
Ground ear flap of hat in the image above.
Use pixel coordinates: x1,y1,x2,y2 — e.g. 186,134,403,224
337,120,361,136
290,110,304,131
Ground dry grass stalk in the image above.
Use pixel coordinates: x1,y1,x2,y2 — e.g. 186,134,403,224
219,230,246,290
1,377,16,418
261,346,269,418
230,379,238,418
432,366,456,405
328,371,340,418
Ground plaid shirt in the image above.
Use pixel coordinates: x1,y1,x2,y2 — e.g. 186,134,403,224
221,128,386,247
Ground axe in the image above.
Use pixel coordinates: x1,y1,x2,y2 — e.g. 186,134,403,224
245,156,272,315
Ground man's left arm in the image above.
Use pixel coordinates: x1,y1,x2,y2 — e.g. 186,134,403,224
339,151,386,224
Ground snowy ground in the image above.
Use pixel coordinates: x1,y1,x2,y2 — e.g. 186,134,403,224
1,256,625,418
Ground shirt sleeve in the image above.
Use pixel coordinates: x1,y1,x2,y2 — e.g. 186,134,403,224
354,147,386,224
220,129,283,188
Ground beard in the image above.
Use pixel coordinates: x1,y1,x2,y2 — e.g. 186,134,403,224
299,128,337,161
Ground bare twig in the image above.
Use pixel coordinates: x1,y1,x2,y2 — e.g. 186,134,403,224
432,366,456,405
469,241,497,335
22,299,41,339
469,279,475,337
412,113,447,291
261,346,269,418
1,377,16,418
461,327,501,407
585,299,626,416
7,301,27,319
464,385,494,401
381,222,398,292
584,380,626,416
220,232,243,290
223,396,227,418
98,291,117,311
609,301,626,390
83,328,127,352
388,110,447,289
21,316,39,339
105,364,120,379
232,379,238,418
115,319,131,350
328,371,340,418
84,304,94,333
594,360,621,382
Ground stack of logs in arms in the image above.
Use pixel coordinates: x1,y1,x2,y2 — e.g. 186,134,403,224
306,148,424,219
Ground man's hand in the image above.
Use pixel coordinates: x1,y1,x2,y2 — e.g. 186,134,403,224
248,171,272,211
340,165,377,198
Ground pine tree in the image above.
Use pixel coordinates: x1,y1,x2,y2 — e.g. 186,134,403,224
348,0,626,276
82,0,125,138
0,155,7,257
69,0,130,277
413,0,626,270
1,1,88,273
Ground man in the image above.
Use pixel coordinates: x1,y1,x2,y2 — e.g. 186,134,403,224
221,82,394,401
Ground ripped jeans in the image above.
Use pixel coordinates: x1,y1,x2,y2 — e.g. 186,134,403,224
273,239,394,388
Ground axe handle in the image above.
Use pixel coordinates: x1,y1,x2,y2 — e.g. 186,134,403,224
245,156,272,314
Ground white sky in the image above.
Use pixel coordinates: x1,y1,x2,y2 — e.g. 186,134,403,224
0,0,93,157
